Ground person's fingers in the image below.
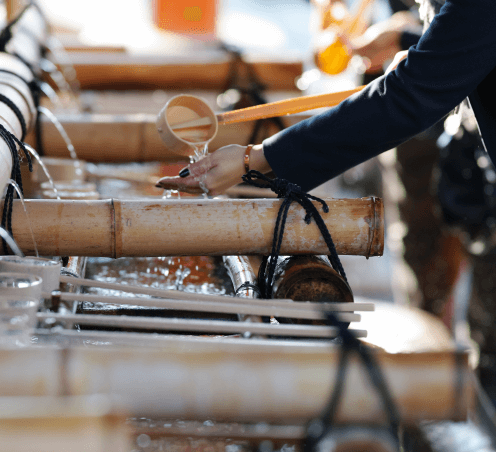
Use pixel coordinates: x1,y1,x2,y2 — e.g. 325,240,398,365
189,154,215,178
155,175,205,194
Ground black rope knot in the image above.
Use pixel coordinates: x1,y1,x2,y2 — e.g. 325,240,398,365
242,170,347,298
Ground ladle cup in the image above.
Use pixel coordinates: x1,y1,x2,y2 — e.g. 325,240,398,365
156,85,365,157
156,95,218,157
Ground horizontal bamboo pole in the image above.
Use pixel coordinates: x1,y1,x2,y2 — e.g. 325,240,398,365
37,312,366,338
0,342,472,424
27,113,311,163
5,197,384,257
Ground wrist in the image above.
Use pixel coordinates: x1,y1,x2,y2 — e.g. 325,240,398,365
246,144,272,174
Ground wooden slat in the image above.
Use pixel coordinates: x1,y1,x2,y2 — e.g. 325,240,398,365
37,313,366,338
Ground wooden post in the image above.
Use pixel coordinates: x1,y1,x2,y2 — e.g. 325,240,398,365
3,197,384,257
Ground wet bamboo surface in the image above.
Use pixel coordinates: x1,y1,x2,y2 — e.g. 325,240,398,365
0,339,472,424
3,197,384,257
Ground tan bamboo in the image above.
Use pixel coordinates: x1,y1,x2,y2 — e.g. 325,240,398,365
28,112,311,163
0,395,130,452
0,342,472,424
4,197,384,257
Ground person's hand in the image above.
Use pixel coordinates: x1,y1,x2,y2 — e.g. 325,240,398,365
155,144,271,196
350,11,418,74
385,49,409,74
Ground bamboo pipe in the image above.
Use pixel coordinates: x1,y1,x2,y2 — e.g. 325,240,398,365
29,112,313,163
59,275,374,312
4,197,384,257
170,85,364,131
0,344,472,424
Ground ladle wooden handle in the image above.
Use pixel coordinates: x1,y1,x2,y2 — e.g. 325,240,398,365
171,85,365,131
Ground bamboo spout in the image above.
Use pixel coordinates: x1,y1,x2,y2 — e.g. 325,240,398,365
3,197,384,257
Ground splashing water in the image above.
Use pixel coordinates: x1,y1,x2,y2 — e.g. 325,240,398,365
40,59,79,111
4,180,38,257
191,144,210,199
23,144,60,200
45,36,81,94
0,227,24,257
38,107,83,177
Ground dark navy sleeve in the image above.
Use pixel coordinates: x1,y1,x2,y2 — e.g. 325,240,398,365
263,0,496,192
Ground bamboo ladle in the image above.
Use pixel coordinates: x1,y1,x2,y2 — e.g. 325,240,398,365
156,85,365,156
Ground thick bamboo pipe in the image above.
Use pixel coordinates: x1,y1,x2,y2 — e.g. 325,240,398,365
29,112,311,163
0,343,472,424
4,197,384,257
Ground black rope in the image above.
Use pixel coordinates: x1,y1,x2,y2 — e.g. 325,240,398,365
0,93,26,141
0,124,33,254
303,311,401,452
0,65,44,156
219,43,286,144
0,2,34,52
242,170,347,299
235,281,262,298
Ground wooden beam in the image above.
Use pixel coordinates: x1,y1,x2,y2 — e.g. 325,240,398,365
3,197,384,257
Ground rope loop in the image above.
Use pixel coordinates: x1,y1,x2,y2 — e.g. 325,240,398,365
242,170,347,298
303,311,401,452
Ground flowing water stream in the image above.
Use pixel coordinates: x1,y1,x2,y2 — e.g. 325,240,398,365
23,144,60,200
0,227,24,257
38,107,84,178
5,180,38,257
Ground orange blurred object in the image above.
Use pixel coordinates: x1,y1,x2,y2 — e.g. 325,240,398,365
322,1,348,30
315,32,351,75
152,0,218,39
314,0,374,75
